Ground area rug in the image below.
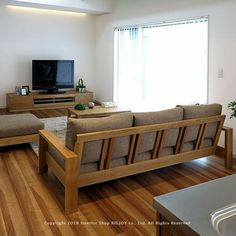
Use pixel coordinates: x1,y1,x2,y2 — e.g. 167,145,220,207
30,116,67,155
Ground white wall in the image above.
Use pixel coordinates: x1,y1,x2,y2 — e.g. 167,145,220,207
0,2,96,107
95,0,236,152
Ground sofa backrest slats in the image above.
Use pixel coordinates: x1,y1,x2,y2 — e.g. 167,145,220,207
133,134,142,163
156,130,167,158
99,139,109,170
76,115,224,143
127,134,137,164
105,138,114,169
175,127,185,154
178,127,188,153
195,124,205,150
178,104,222,142
199,123,208,149
152,131,162,159
75,115,225,172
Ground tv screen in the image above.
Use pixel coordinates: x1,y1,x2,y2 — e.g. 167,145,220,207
32,60,74,93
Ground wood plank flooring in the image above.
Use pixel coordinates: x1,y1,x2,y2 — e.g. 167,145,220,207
0,108,235,235
0,108,68,118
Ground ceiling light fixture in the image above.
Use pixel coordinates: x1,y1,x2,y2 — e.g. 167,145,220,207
6,5,87,16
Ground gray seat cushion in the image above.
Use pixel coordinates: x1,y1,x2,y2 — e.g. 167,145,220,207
65,112,134,164
177,104,222,142
133,107,184,153
0,113,44,138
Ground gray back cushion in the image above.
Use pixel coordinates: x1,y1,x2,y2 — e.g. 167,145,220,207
133,107,184,153
177,104,222,142
65,112,133,164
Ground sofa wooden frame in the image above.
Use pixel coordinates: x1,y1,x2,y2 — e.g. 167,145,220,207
38,115,233,214
0,134,38,147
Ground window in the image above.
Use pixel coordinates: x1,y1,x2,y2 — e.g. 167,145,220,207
114,17,208,111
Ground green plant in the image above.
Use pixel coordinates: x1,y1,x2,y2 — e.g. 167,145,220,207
228,101,236,118
74,103,86,110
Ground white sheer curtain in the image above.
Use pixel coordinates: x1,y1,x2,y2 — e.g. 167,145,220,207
114,17,208,111
114,27,144,109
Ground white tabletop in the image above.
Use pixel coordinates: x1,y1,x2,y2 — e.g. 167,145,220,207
154,174,236,236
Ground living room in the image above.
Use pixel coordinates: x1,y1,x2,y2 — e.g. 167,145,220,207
0,0,236,235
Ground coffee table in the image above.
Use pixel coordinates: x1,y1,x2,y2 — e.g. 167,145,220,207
153,174,236,236
68,106,131,118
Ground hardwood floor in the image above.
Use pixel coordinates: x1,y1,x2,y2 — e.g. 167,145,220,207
0,108,67,118
0,108,235,235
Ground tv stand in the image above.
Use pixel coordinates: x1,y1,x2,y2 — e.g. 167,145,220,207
6,90,94,112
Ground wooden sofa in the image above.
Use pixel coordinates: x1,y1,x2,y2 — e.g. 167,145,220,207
38,104,233,214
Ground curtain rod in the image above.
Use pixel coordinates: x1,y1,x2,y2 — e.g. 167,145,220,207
114,15,208,31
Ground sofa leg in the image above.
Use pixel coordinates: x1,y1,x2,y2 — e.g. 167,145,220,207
65,186,78,214
224,127,233,169
38,135,48,173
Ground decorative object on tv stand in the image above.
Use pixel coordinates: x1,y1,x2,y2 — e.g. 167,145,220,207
74,103,86,110
22,85,30,95
15,86,21,95
76,78,86,93
20,87,27,96
88,102,95,109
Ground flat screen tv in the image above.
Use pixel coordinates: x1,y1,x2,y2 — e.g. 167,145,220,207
32,60,74,94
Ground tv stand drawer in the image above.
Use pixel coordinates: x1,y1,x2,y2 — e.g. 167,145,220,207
34,97,75,104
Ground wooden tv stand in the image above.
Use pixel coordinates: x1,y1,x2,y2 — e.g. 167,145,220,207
6,90,94,112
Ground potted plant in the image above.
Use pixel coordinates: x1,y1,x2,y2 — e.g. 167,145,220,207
228,101,236,118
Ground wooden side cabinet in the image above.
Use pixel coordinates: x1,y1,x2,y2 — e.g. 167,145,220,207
75,91,94,105
6,91,94,112
7,94,34,111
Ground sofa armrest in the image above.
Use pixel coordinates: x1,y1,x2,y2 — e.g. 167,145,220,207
222,126,232,132
216,126,233,169
39,129,77,160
